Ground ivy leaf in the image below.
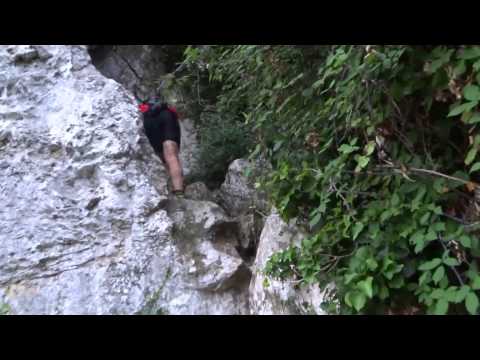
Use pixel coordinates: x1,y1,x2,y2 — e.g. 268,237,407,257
465,147,478,166
454,60,466,77
470,162,480,173
419,214,431,227
455,285,471,303
431,289,444,300
419,258,442,271
459,46,480,60
273,140,284,152
338,144,360,155
419,271,432,286
366,258,378,271
302,88,313,98
425,230,437,241
434,299,449,315
357,277,374,299
474,59,480,72
464,85,480,102
389,275,404,289
471,275,480,290
391,193,400,207
448,101,478,117
432,222,446,232
445,287,459,302
352,222,364,240
345,291,367,312
433,266,445,284
414,240,426,254
309,213,322,229
312,79,323,90
351,292,367,312
356,156,370,170
365,141,376,156
378,285,389,300
444,257,460,267
345,273,357,285
459,235,472,248
410,230,425,245
465,292,479,315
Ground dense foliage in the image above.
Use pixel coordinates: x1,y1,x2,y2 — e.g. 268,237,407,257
183,45,480,315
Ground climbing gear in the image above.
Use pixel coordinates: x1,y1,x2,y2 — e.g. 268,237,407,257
139,99,178,120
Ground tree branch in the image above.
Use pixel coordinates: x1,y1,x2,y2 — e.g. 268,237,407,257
438,237,465,286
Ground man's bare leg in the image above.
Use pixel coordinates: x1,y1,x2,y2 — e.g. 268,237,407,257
163,140,184,193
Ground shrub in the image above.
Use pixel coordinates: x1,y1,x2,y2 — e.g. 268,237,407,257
183,45,480,315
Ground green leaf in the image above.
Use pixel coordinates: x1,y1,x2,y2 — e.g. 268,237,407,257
465,292,479,315
460,46,480,60
439,275,449,289
464,85,480,102
338,144,359,155
358,277,374,299
356,156,370,170
378,285,389,300
433,266,445,284
389,275,404,289
430,289,444,300
365,141,376,156
454,60,466,77
366,258,378,271
471,275,480,290
273,140,284,152
448,101,478,117
302,88,313,98
419,258,442,271
444,257,460,267
414,240,426,254
459,235,472,248
410,230,425,245
470,162,480,173
465,147,478,166
474,59,480,72
351,292,367,312
309,213,322,229
425,230,438,241
352,222,364,241
312,79,323,90
432,222,446,232
445,287,459,302
419,271,431,286
455,285,470,303
391,193,400,207
345,273,357,285
434,299,449,315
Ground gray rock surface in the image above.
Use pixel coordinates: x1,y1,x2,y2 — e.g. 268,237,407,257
0,45,247,315
88,45,198,177
249,209,328,315
0,45,329,315
218,158,269,253
185,182,213,201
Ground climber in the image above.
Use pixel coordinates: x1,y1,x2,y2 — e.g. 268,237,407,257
139,98,184,197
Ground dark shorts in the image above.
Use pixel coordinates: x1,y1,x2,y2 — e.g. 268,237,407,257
143,108,181,161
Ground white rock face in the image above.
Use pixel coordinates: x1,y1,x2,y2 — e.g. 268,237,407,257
0,45,247,315
0,45,329,315
218,159,270,253
249,210,328,315
88,45,199,178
